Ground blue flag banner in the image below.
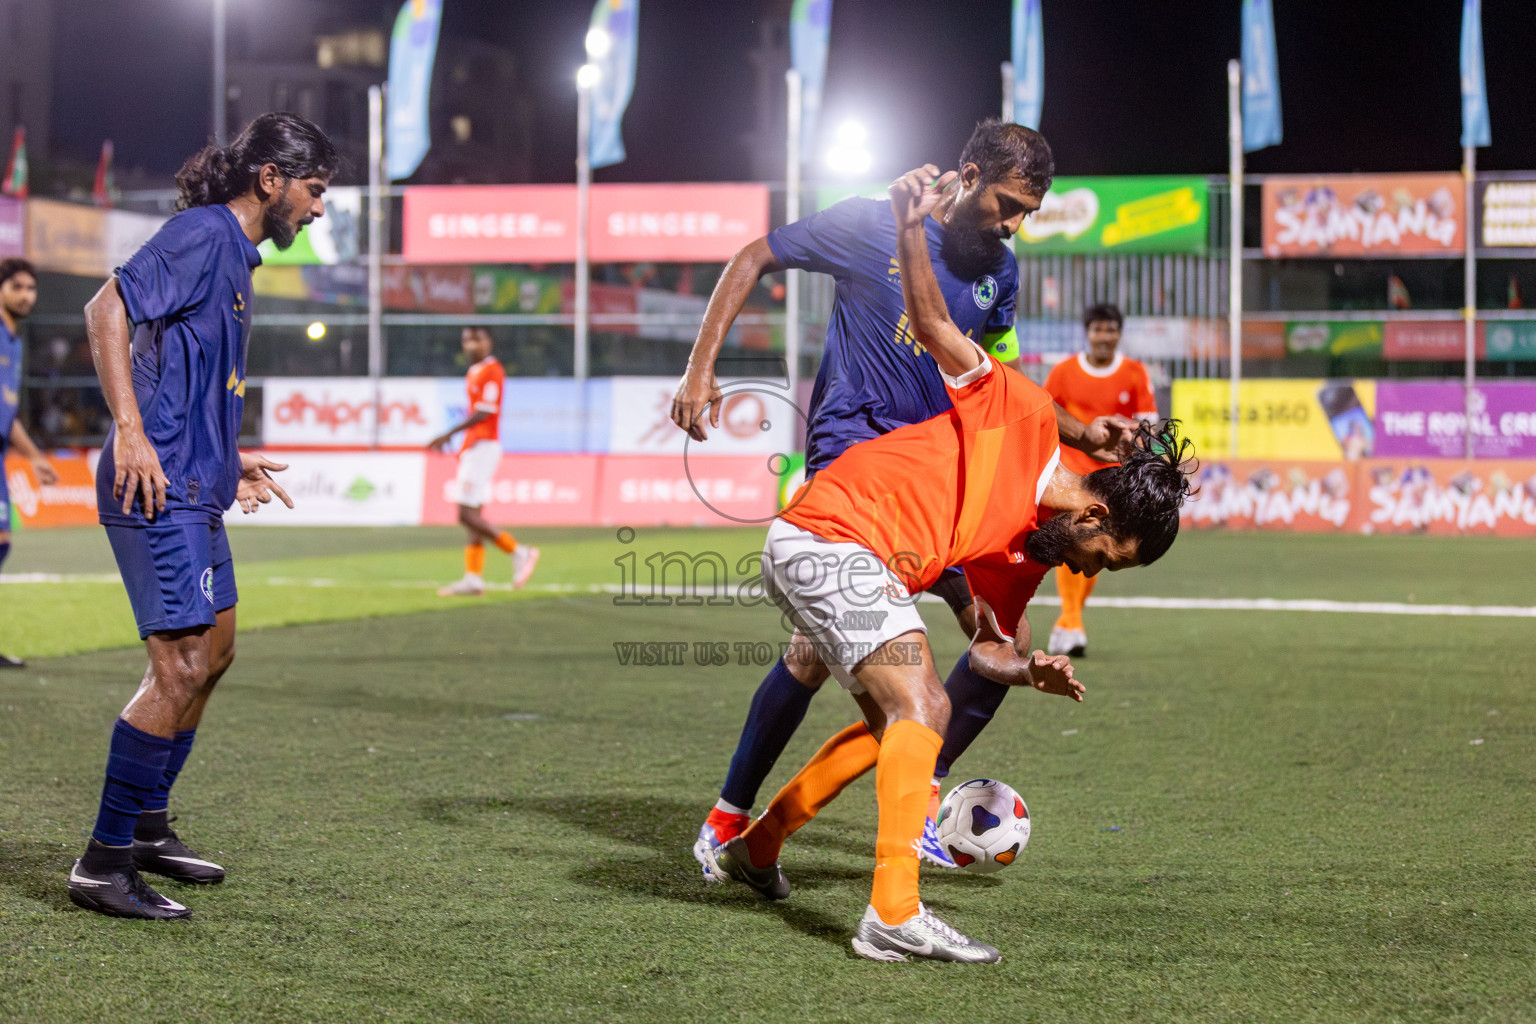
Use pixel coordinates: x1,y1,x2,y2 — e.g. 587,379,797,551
1241,0,1282,152
589,0,639,169
790,0,832,162
1460,0,1491,148
1011,0,1043,130
385,0,443,181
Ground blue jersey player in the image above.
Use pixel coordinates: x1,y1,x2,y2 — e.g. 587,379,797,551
67,114,336,920
1,257,60,668
672,120,1134,878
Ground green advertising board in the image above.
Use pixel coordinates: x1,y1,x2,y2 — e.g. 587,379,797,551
1483,320,1536,361
1285,321,1384,358
1014,176,1209,255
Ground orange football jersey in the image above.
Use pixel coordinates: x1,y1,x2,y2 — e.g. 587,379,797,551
1044,352,1157,476
782,352,1058,639
463,356,504,447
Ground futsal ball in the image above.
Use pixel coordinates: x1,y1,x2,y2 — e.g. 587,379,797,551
935,779,1031,874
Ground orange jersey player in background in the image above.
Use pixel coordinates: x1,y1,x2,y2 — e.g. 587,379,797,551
428,327,539,596
1042,303,1159,657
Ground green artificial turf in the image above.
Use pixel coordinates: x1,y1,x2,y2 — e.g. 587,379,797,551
1,528,1533,1021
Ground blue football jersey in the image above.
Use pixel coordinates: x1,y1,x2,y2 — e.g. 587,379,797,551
767,196,1017,472
0,318,19,453
97,204,261,525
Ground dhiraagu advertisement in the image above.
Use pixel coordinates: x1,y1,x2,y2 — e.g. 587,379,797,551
1172,379,1378,460
1016,176,1209,255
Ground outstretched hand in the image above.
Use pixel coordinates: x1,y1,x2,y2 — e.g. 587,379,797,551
1082,414,1139,463
888,165,958,231
235,452,294,515
1027,650,1084,701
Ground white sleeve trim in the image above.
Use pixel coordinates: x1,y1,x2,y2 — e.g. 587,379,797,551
972,595,1015,642
1036,446,1061,504
940,341,994,388
473,402,499,414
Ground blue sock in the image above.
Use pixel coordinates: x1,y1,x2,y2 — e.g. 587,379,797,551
0,540,9,572
92,719,175,848
719,658,816,811
141,728,197,813
934,653,1009,779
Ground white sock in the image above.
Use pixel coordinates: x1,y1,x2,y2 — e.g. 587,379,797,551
714,797,750,817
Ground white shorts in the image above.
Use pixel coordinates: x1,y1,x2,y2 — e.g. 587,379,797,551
446,440,501,507
760,518,928,694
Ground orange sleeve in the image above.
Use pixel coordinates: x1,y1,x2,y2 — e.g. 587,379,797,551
964,561,1048,641
473,364,503,414
1131,361,1158,419
1043,358,1072,405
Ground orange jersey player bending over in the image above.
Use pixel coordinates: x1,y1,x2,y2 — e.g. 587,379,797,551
428,327,539,596
700,164,1194,964
1042,304,1159,657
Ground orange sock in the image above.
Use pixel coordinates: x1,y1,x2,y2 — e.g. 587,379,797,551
1054,565,1086,631
465,543,486,575
742,722,879,869
871,720,943,925
493,532,518,554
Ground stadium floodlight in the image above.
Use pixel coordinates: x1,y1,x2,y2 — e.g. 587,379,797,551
576,63,602,90
585,27,612,59
824,119,873,177
306,321,326,341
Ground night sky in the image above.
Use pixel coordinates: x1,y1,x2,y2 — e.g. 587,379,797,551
47,0,1536,186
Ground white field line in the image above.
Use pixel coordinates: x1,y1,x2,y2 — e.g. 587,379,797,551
4,574,1534,619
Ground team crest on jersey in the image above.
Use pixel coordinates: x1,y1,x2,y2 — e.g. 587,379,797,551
972,275,999,309
200,568,214,604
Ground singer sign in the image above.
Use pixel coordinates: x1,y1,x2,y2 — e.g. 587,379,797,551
403,183,768,264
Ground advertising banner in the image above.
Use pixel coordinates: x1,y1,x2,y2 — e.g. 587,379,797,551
435,378,604,454
605,377,796,456
421,452,600,526
1382,320,1483,361
104,209,167,270
1482,321,1536,361
1261,174,1464,257
1172,378,1379,461
472,266,562,313
26,199,106,277
4,454,99,528
1374,381,1536,459
1284,320,1383,357
223,451,425,527
0,196,23,258
402,183,770,264
595,454,780,527
1016,176,1208,255
1478,180,1536,247
1184,458,1536,537
382,264,474,313
261,378,448,448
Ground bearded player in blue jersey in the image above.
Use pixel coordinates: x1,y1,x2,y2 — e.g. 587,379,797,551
672,120,1134,878
66,114,337,920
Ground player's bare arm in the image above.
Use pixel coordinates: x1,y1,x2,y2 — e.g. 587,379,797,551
427,410,492,452
235,453,293,515
86,275,168,519
889,166,986,380
672,236,785,441
8,419,58,485
967,608,1084,700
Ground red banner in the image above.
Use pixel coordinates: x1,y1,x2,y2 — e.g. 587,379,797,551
1184,458,1536,536
1262,174,1464,258
402,183,769,264
1382,321,1486,361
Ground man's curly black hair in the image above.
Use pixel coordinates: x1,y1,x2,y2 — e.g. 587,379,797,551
1080,419,1198,565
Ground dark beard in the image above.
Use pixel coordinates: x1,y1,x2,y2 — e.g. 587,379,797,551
1024,514,1079,567
939,214,1008,279
264,192,300,250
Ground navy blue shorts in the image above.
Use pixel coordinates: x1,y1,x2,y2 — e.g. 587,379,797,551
105,517,238,639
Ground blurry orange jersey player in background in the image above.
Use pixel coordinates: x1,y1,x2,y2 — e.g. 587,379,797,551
1042,304,1158,657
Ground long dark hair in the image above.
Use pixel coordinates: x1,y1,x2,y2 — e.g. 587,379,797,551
174,112,339,212
1083,419,1198,565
